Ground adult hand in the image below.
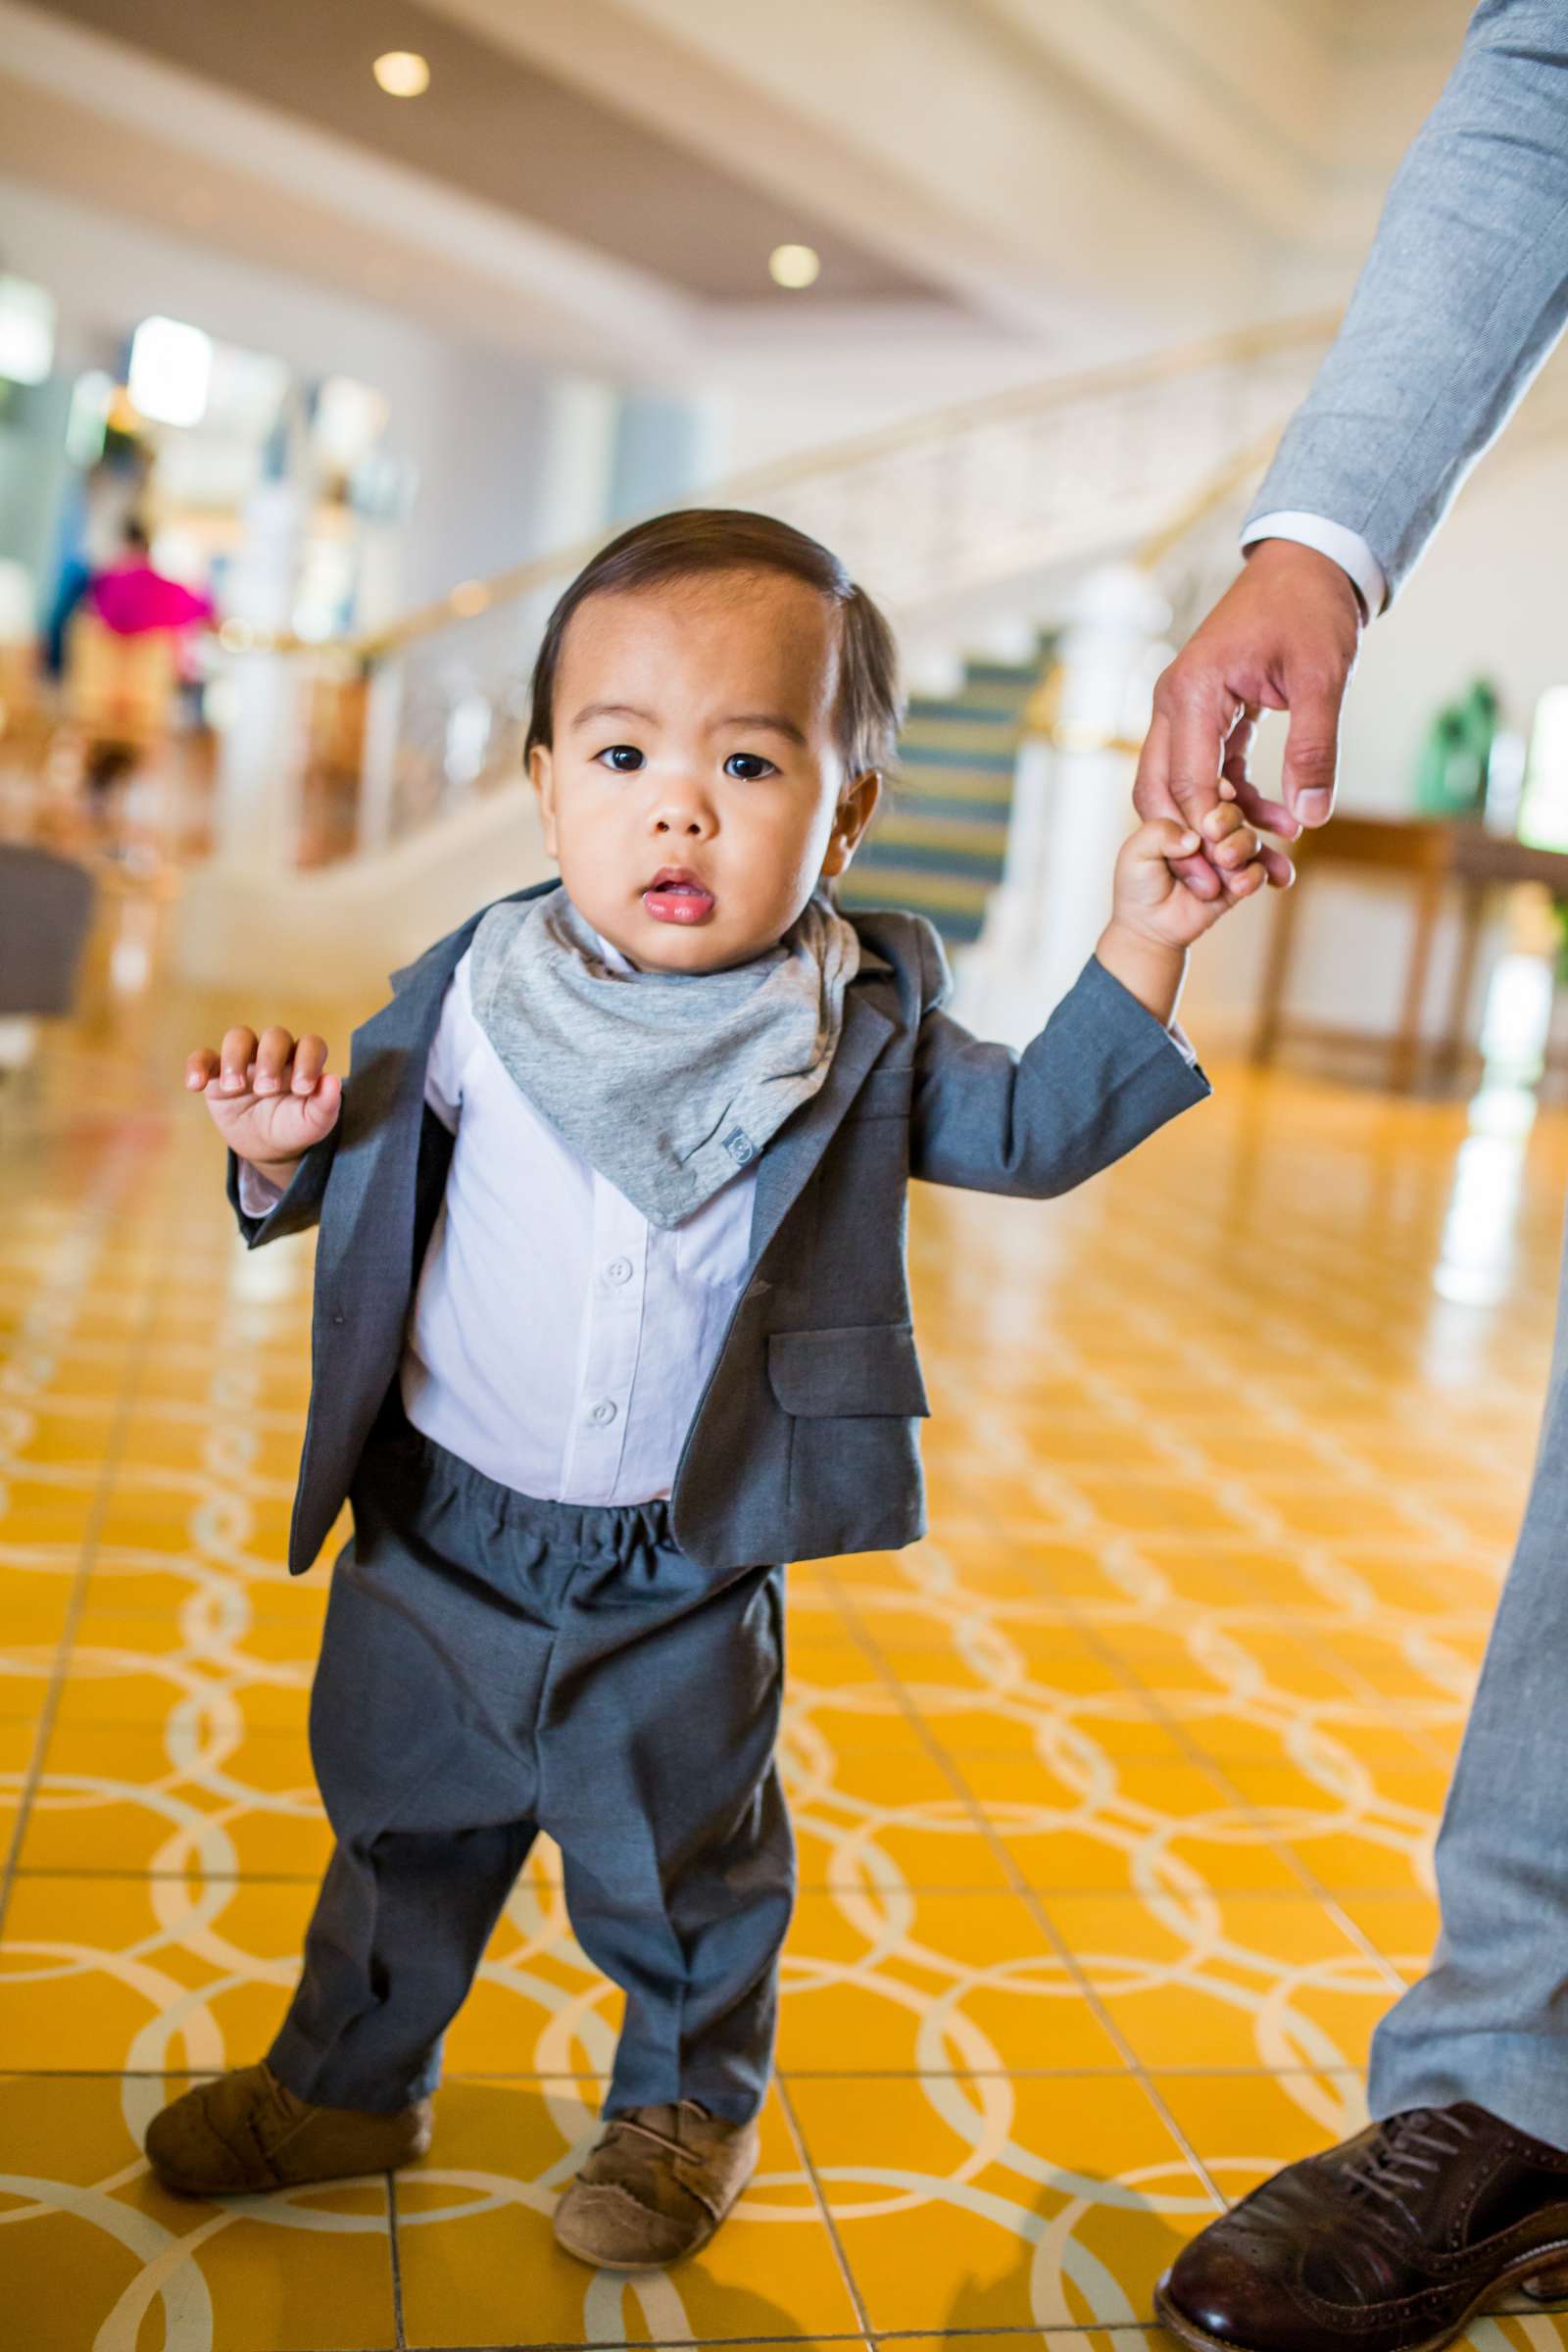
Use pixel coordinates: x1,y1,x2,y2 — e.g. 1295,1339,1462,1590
1134,538,1365,901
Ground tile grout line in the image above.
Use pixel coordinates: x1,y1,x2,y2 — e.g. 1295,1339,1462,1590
0,1862,1449,1901
386,2167,410,2350
2,2060,1372,2083
926,1358,1420,2003
819,1562,1231,2224
774,2073,877,2352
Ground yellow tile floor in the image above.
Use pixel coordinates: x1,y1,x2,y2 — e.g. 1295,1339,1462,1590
4,959,1568,2351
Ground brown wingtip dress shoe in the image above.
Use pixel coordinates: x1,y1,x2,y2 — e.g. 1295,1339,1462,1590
553,2102,760,2272
1155,2103,1568,2352
145,2063,433,2196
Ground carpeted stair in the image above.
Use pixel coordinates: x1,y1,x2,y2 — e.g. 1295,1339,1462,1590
838,642,1051,945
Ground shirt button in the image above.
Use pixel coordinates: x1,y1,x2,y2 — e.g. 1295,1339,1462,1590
590,1398,617,1426
606,1256,633,1285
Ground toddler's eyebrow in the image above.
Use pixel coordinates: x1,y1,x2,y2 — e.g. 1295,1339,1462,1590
720,712,808,746
570,701,808,748
572,701,657,728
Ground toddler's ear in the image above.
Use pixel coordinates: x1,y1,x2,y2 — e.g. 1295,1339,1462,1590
821,769,882,878
529,743,559,858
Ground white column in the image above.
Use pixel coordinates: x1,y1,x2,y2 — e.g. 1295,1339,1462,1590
212,478,310,870
175,477,312,987
356,655,404,856
957,563,1169,1046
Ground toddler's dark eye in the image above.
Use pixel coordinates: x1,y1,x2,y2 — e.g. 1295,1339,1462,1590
723,753,776,781
597,745,645,772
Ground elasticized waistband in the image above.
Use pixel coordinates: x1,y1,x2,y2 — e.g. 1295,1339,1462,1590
364,1390,675,1564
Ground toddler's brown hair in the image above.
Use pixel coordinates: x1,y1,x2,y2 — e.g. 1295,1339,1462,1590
525,508,904,781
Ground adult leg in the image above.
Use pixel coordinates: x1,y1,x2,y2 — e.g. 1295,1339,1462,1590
1367,1298,1568,2145
1155,1224,1568,2352
541,1534,793,2128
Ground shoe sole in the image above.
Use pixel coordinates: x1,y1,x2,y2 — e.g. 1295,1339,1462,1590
1152,2244,1568,2352
148,2140,432,2199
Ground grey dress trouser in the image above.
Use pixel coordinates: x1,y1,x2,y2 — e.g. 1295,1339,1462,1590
1368,1223,1568,2146
267,1407,792,2126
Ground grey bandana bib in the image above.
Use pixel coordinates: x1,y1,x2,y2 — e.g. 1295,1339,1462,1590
468,886,860,1228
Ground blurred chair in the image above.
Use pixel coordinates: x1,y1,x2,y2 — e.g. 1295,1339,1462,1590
62,610,180,811
0,842,96,1075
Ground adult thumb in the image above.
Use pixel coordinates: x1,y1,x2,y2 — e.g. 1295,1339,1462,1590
1281,680,1345,827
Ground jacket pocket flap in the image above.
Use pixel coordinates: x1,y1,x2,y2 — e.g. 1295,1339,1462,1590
767,1323,930,1418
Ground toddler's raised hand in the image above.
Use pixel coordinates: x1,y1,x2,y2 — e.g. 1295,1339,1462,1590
184,1025,341,1184
1111,803,1275,953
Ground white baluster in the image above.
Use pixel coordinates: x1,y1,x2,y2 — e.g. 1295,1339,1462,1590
956,563,1168,1045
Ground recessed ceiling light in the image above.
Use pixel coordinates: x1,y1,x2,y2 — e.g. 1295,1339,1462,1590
768,243,820,290
373,50,430,97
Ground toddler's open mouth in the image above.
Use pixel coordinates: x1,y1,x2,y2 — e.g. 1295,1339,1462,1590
643,868,715,925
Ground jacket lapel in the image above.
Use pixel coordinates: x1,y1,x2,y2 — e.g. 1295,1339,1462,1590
314,882,554,1289
744,979,895,1274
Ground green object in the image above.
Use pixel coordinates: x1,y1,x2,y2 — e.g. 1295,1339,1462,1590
1414,679,1498,816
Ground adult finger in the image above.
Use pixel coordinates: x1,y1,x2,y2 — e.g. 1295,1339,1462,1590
217,1026,258,1096
1227,770,1300,842
1136,707,1223,902
1164,679,1232,833
1133,708,1177,824
1280,675,1346,827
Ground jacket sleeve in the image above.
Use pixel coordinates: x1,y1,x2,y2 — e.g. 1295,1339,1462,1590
1245,0,1568,602
910,953,1210,1198
225,1118,340,1250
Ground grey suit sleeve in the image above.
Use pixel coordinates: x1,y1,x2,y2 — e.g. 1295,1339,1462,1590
910,956,1210,1198
225,1122,339,1249
1246,0,1568,601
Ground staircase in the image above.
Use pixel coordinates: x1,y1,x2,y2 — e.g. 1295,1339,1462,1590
840,647,1051,944
180,316,1349,991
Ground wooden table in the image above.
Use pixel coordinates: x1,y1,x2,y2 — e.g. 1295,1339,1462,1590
1251,812,1568,1090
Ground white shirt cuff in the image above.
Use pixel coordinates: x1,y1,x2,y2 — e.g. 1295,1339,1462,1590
1167,1021,1200,1070
236,1159,288,1218
1241,511,1388,619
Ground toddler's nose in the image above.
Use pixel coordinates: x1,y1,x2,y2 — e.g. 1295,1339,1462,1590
651,795,711,839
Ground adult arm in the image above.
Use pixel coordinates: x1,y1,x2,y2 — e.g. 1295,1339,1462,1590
1139,0,1568,885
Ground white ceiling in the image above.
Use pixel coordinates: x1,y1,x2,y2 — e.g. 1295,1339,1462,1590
0,0,1484,396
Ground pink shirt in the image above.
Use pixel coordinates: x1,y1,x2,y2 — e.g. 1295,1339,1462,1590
88,563,214,637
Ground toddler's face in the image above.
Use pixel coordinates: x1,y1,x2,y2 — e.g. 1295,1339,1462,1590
530,568,880,972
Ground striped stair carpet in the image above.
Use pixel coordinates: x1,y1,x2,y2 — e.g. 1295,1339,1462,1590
838,644,1050,945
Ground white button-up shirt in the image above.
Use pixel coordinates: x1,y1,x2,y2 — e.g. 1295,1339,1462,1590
241,944,758,1505
400,947,758,1503
1242,511,1387,617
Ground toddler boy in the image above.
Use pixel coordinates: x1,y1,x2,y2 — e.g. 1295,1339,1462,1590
151,509,1269,2271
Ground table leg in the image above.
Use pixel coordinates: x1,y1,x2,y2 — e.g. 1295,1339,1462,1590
1392,869,1446,1092
1437,881,1486,1085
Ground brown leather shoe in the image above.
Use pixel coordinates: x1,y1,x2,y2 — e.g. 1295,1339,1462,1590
553,2102,760,2272
145,2063,433,2195
1156,2103,1568,2352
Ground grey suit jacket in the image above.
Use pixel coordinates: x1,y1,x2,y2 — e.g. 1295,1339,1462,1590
230,885,1209,1576
1247,0,1568,601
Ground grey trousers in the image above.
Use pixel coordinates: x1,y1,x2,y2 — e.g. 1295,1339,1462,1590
1368,1248,1568,2147
268,1407,793,2126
